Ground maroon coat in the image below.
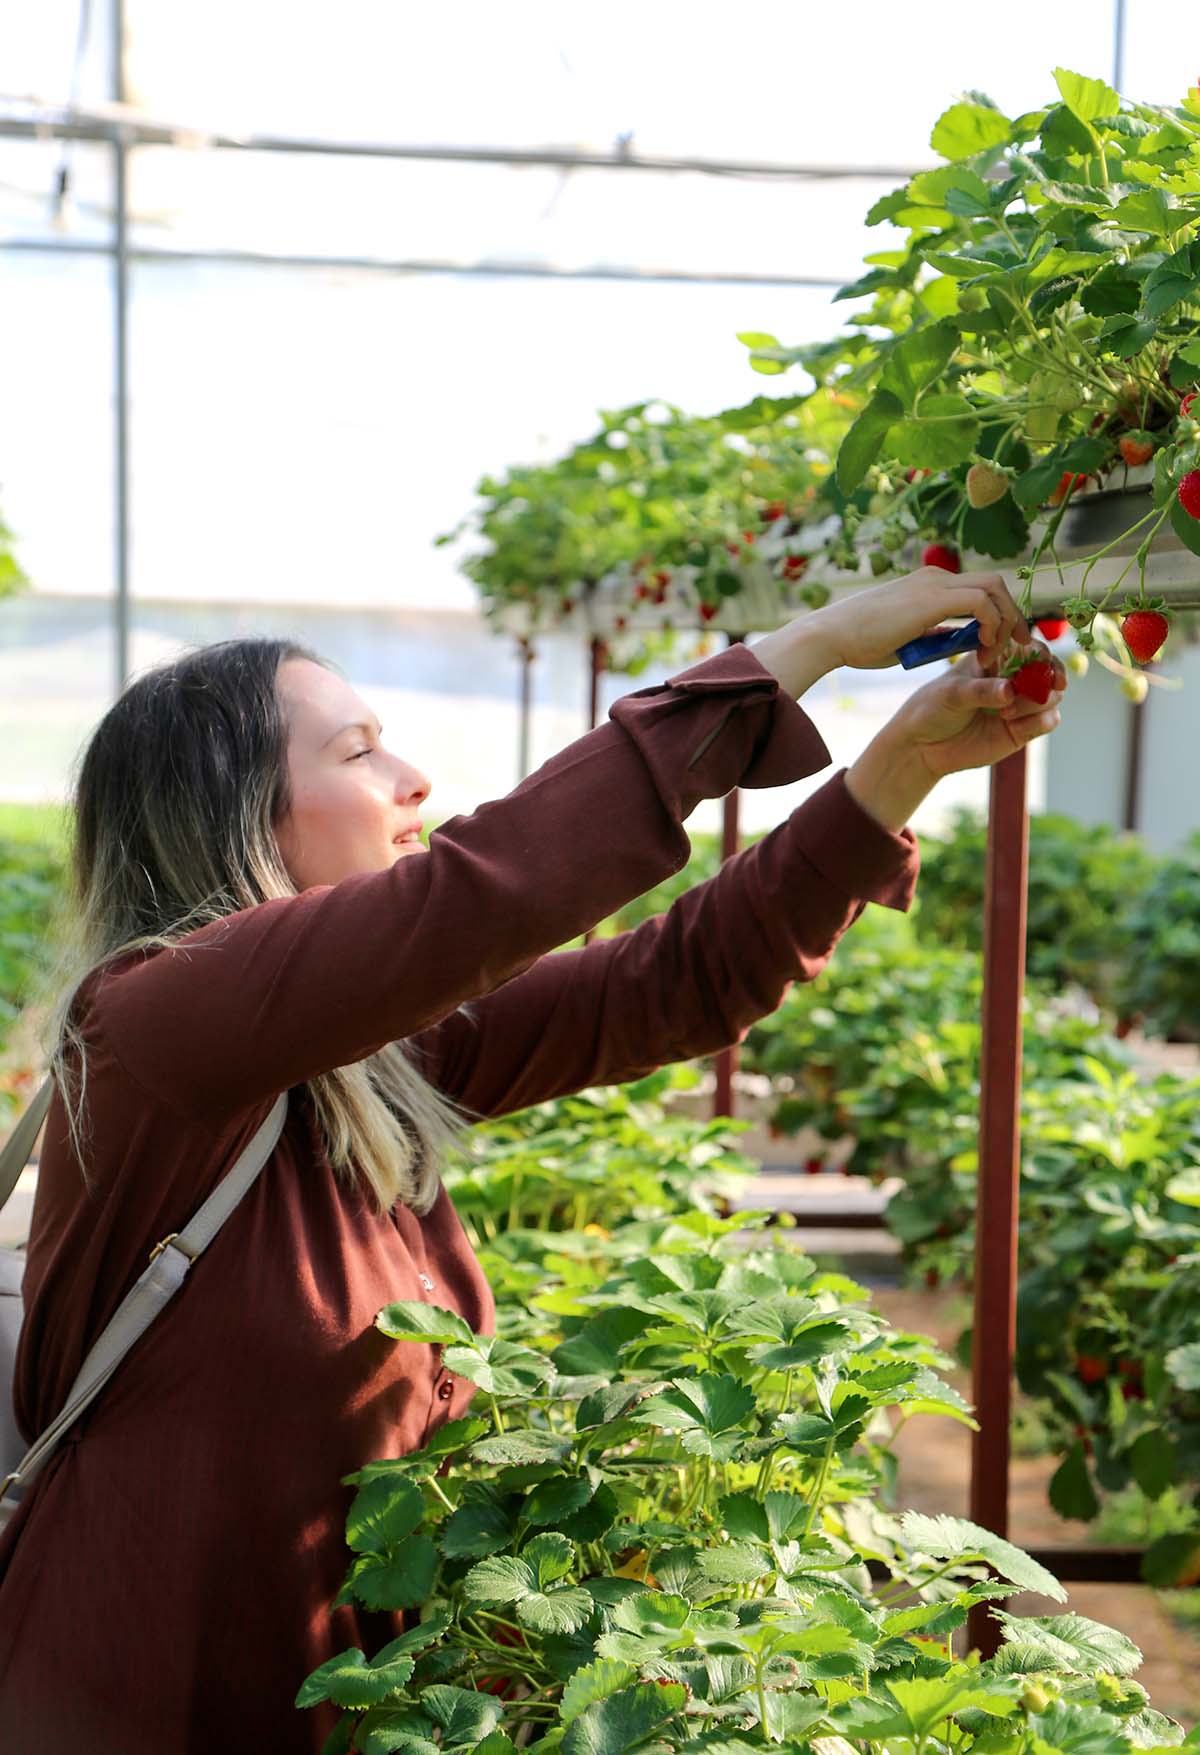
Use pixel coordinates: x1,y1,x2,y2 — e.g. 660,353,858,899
0,644,917,1751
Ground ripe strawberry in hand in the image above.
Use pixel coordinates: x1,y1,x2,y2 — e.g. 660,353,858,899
921,543,960,573
1121,609,1169,664
1010,657,1057,706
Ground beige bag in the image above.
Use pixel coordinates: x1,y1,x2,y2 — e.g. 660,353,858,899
0,1078,287,1534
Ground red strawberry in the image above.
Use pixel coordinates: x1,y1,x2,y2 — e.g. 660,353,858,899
782,554,808,578
614,615,628,630
1118,431,1155,468
726,542,742,557
924,1268,941,1290
922,543,961,573
1181,392,1197,418
634,583,650,601
1035,617,1070,640
1076,1354,1108,1384
804,1157,824,1176
653,570,671,587
1178,469,1200,519
741,531,756,545
699,603,718,622
1049,471,1089,506
1011,658,1056,705
1121,609,1169,664
762,500,788,522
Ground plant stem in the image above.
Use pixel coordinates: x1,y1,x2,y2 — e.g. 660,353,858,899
803,1440,836,1537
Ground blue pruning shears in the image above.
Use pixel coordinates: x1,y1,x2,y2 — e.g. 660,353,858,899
896,619,983,670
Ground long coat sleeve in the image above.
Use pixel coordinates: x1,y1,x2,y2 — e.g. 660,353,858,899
0,642,913,1755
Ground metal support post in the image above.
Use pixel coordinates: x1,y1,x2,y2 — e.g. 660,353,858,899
967,748,1029,1657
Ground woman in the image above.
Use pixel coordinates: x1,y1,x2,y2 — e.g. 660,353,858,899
0,569,1061,1751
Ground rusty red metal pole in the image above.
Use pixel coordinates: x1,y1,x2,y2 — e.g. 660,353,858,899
966,747,1029,1658
713,634,745,1119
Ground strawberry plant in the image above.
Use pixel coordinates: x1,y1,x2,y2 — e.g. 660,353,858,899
744,70,1200,671
439,397,850,670
300,1102,1187,1751
911,808,1158,1012
1112,834,1200,1043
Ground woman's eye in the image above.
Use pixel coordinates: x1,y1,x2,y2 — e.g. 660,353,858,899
349,748,373,761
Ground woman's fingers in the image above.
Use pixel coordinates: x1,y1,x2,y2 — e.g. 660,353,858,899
931,571,1031,651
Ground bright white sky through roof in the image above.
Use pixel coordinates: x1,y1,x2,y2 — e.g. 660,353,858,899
1,2,1198,609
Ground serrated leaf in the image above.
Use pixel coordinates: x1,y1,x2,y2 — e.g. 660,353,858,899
931,102,1012,162
552,1308,653,1376
443,1337,552,1398
463,1554,535,1604
419,1684,504,1746
695,1542,773,1585
899,1512,1067,1600
471,1430,573,1466
562,1682,687,1755
375,1301,475,1346
522,1531,576,1589
1053,68,1119,127
345,1536,438,1611
347,1478,425,1555
560,1658,639,1726
888,394,981,469
517,1584,595,1635
996,1610,1143,1675
879,322,960,412
837,390,905,494
441,1500,517,1560
525,1473,596,1528
295,1644,417,1710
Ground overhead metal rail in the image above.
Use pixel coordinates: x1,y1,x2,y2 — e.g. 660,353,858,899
0,96,930,184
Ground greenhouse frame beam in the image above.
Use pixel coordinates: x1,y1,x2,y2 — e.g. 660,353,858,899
0,236,849,290
0,100,928,184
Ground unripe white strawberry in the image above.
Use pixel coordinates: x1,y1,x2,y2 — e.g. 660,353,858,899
1120,672,1149,704
965,462,1009,509
1066,651,1089,677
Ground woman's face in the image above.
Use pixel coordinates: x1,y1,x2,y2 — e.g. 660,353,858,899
274,658,432,890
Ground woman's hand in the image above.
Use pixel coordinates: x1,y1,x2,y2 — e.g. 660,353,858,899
751,567,1032,698
845,645,1067,831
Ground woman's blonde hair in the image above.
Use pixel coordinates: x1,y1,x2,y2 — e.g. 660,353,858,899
35,636,475,1217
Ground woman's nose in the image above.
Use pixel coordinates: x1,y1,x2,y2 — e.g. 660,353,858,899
394,760,431,805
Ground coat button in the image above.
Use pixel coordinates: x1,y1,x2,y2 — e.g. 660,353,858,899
437,1379,454,1401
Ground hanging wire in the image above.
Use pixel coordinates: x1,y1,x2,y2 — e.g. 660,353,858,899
50,0,96,230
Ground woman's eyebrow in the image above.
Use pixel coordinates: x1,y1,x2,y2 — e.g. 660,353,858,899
322,716,383,748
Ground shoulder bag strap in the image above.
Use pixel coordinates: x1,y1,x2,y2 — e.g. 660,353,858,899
1,1089,289,1510
0,1076,54,1209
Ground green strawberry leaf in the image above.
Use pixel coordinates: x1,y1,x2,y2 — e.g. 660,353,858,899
295,1642,416,1710
837,390,905,494
419,1684,504,1746
560,1659,640,1727
900,1512,1068,1600
995,1610,1143,1675
375,1301,475,1347
561,1682,687,1755
346,1478,425,1556
343,1536,438,1611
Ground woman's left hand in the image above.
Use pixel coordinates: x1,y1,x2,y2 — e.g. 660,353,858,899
896,646,1067,779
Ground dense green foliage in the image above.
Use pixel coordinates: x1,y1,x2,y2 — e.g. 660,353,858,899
304,1076,1185,1752
913,809,1160,1014
1114,835,1200,1042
